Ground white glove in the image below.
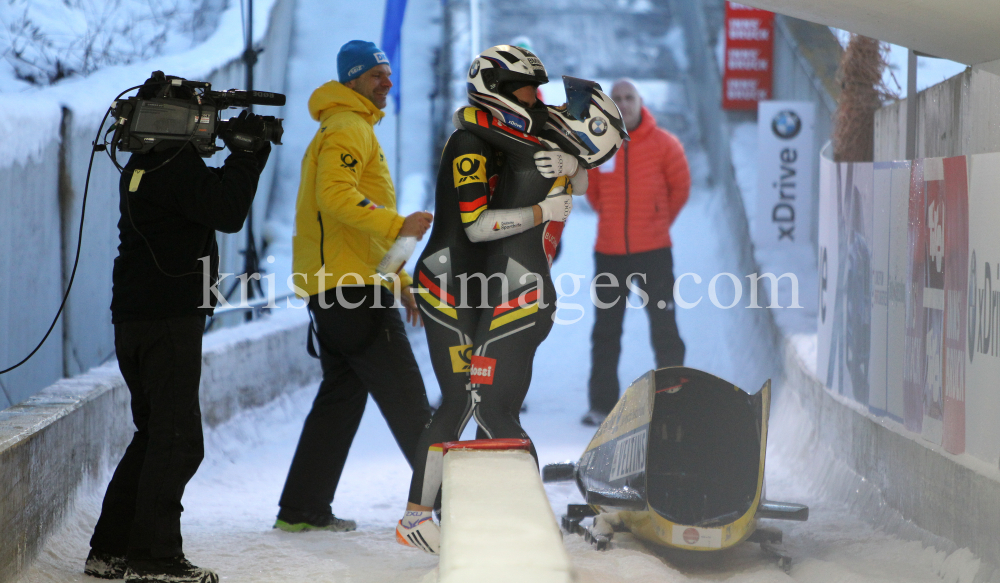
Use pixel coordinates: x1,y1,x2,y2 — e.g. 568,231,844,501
533,150,579,178
537,187,573,223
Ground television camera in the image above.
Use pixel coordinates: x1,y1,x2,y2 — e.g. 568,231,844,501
111,71,285,157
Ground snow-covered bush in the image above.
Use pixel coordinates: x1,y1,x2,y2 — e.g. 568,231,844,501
0,0,227,87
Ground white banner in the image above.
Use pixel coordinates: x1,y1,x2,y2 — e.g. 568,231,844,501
755,101,816,249
869,163,892,413
885,162,911,421
816,148,838,387
965,152,1000,466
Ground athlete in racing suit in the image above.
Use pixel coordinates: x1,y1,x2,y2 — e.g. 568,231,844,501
396,104,574,553
396,46,625,556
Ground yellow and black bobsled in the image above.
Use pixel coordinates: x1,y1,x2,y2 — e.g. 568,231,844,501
544,367,807,566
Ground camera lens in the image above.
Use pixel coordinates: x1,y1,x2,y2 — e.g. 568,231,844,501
260,116,284,145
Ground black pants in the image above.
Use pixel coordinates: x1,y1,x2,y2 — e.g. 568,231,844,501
279,286,431,516
470,254,557,461
90,315,206,559
407,269,479,506
589,248,685,414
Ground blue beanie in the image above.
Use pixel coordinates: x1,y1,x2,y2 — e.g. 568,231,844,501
338,40,389,83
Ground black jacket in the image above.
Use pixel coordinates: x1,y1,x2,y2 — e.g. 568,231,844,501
111,144,270,323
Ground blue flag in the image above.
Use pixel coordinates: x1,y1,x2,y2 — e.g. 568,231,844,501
380,0,408,111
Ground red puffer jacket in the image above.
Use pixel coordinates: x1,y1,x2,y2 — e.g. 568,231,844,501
586,106,690,255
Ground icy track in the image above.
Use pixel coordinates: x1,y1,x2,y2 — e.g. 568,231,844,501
18,204,982,583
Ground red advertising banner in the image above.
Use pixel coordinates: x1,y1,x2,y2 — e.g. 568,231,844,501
942,156,968,454
723,2,774,110
922,159,946,444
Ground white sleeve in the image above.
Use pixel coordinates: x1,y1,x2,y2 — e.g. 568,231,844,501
569,168,588,195
464,206,535,242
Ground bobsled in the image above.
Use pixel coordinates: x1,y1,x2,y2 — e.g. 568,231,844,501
544,367,807,569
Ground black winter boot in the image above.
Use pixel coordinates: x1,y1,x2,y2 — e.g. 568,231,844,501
84,549,128,579
123,555,218,583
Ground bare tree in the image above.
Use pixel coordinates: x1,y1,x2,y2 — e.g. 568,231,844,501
832,35,896,162
0,0,226,86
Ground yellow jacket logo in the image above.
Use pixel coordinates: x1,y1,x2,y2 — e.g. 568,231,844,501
340,153,359,171
449,344,472,373
453,154,487,186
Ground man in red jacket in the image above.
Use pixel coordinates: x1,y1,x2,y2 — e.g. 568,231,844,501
583,79,689,426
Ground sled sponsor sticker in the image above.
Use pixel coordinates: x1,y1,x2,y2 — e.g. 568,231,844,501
672,525,723,549
449,344,472,373
470,355,496,385
609,428,647,481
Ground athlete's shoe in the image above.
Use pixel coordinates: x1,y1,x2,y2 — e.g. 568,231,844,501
84,549,127,579
395,512,440,554
123,555,218,583
581,410,608,427
274,508,357,532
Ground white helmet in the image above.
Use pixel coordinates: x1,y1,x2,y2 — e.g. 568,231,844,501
466,44,550,135
540,76,629,169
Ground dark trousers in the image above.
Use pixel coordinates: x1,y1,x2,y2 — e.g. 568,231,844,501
90,315,206,559
589,248,685,414
279,286,431,516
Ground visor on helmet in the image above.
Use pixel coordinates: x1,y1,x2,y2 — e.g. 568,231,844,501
562,76,628,141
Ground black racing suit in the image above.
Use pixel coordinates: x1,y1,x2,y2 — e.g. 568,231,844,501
405,107,563,506
461,111,565,460
409,107,566,506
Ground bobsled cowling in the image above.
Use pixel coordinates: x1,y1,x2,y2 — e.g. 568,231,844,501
570,366,804,552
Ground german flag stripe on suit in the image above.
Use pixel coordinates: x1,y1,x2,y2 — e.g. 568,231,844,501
414,271,458,319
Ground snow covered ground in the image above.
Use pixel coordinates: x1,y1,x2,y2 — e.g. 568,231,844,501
17,204,984,583
10,0,988,580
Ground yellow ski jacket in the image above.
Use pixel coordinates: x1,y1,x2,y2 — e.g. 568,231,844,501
291,81,411,298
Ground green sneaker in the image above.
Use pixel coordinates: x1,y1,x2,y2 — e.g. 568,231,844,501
273,509,356,532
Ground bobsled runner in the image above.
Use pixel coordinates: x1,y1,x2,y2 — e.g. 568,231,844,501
543,367,807,571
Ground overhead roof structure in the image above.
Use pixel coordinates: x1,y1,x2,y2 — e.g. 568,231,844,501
737,0,1000,67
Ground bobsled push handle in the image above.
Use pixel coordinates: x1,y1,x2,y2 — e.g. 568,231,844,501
758,500,809,521
542,462,577,483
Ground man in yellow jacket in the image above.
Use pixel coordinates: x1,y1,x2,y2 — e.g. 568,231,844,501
276,40,434,532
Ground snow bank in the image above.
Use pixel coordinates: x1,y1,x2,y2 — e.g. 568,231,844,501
0,94,62,167
439,448,572,583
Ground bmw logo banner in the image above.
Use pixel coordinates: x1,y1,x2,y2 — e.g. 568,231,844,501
754,101,816,250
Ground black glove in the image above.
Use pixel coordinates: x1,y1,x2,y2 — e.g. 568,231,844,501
221,110,266,153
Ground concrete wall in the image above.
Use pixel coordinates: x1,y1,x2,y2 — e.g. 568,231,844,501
875,68,1000,161
781,337,1000,572
0,310,316,583
0,0,296,407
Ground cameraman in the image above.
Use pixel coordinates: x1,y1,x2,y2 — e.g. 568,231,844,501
84,76,271,583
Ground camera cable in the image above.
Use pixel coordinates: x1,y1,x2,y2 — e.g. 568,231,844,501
1,84,195,376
